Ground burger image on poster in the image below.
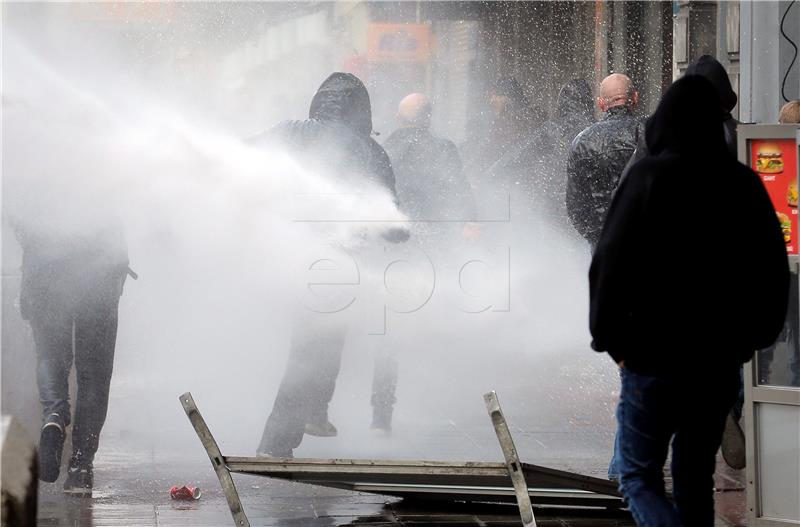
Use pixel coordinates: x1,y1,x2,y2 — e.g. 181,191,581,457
778,212,792,245
788,181,798,208
757,142,785,175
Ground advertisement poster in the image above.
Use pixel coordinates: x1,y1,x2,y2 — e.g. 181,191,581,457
367,24,431,62
750,139,800,255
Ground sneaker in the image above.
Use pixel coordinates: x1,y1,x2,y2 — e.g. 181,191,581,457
721,412,746,470
63,463,93,496
304,420,337,437
38,418,65,483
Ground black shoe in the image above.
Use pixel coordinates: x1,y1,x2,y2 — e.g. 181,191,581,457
721,412,746,470
63,463,93,496
38,419,65,483
304,420,337,437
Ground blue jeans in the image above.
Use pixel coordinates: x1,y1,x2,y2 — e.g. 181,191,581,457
617,368,738,527
608,368,625,480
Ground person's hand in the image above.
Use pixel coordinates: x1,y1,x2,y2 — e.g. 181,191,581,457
382,226,410,244
617,360,625,369
462,222,482,241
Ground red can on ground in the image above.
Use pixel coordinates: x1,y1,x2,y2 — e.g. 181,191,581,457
169,486,201,500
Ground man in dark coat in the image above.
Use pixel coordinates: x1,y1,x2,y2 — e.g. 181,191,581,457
255,73,404,457
461,77,542,187
489,79,594,226
382,93,476,234
619,56,749,470
589,76,788,526
566,74,641,249
15,221,129,494
370,93,476,432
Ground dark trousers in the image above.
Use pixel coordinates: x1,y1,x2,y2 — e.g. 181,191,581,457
617,368,739,527
258,317,400,455
371,350,398,410
30,298,119,466
258,320,347,455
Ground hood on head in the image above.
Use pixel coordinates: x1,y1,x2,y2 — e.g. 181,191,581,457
684,55,737,113
309,72,373,136
556,78,593,120
646,75,726,155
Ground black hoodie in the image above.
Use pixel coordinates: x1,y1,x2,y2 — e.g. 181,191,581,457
589,76,788,377
622,55,740,178
487,79,594,222
251,73,396,196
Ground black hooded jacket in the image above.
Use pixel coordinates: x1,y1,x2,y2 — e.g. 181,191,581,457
488,79,594,213
622,55,740,179
566,103,641,247
589,76,788,377
251,73,396,197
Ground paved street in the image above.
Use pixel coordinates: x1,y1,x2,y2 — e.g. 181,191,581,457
35,344,745,526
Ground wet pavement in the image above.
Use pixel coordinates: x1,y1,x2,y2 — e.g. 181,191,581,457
34,342,747,526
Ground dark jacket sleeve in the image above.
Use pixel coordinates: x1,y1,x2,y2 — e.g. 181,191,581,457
740,169,790,351
367,137,399,203
588,165,647,363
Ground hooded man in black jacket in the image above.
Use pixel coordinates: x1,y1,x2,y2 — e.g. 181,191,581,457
589,76,788,526
566,74,641,249
489,79,594,226
619,56,750,471
255,73,405,457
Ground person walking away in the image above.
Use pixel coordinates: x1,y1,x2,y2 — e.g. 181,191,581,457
376,93,477,432
489,79,594,230
564,73,641,480
566,74,641,250
14,220,129,495
589,76,789,526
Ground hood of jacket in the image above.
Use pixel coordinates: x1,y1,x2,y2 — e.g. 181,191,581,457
309,72,373,137
556,79,594,121
684,55,738,113
645,75,726,156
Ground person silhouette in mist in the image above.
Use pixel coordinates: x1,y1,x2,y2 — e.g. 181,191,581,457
14,219,130,495
251,72,407,457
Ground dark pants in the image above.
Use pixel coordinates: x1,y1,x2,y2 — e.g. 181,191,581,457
258,319,347,455
258,316,400,455
30,296,120,466
617,368,739,527
371,350,398,410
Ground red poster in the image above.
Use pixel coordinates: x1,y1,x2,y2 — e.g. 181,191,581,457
750,139,800,255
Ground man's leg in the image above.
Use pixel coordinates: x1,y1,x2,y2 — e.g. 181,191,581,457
30,311,74,482
608,368,624,481
70,298,119,468
370,348,398,432
671,372,739,527
258,319,346,455
617,369,681,527
305,327,346,436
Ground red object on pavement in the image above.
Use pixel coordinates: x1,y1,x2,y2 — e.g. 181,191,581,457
169,485,201,500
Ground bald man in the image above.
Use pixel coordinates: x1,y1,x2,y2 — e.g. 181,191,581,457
383,93,476,231
566,73,641,250
373,94,477,432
